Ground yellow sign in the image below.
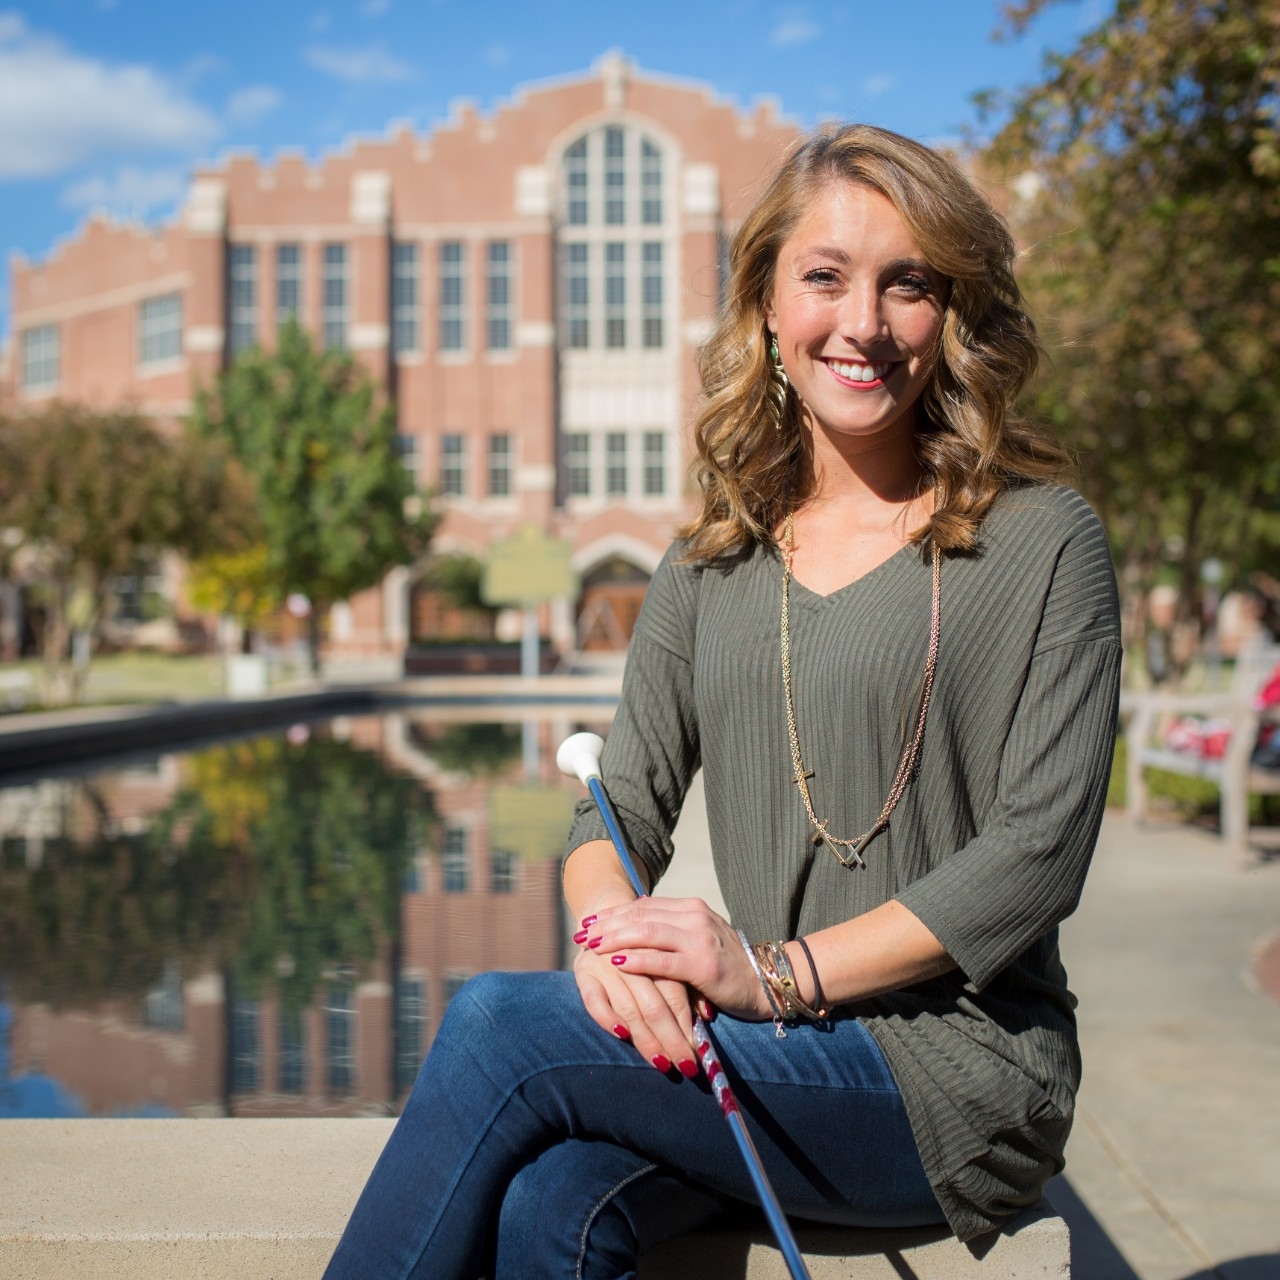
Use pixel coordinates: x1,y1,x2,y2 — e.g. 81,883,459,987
489,785,579,862
481,525,578,607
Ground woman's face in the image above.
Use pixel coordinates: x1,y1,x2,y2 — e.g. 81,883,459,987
765,180,946,448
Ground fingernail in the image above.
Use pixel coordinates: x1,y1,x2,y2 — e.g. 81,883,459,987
678,1059,698,1079
612,1024,630,1041
610,954,627,966
572,928,588,945
587,937,602,950
651,1054,672,1073
580,914,597,927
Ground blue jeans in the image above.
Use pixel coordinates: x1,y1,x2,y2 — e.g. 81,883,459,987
324,971,942,1279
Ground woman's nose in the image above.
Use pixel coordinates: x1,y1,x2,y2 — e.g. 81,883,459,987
839,283,888,345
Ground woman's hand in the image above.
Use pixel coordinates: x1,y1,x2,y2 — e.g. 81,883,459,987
581,897,771,1022
572,944,700,1077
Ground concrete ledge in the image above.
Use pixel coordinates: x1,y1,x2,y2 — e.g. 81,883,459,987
0,1119,1068,1278
640,1200,1070,1278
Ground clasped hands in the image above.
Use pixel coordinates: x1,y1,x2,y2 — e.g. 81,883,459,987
572,895,769,1076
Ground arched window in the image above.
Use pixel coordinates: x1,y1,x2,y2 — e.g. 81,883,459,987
557,126,671,352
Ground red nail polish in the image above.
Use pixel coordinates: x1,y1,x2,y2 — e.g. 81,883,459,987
612,1024,630,1041
651,1054,671,1073
611,954,627,966
678,1059,698,1079
580,914,597,927
572,929,588,945
587,937,602,950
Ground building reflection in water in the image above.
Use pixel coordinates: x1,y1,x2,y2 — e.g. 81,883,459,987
0,710,605,1118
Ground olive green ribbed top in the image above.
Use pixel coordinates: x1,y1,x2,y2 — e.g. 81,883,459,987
565,482,1122,1242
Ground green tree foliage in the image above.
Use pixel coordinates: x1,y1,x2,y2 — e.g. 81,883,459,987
191,322,436,672
0,404,257,703
988,0,1280,659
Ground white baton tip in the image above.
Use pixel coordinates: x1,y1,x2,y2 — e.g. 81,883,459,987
556,732,605,785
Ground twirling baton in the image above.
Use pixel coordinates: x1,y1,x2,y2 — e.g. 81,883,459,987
557,732,813,1280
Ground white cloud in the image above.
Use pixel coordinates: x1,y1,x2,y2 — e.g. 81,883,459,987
60,165,188,216
361,0,390,13
304,42,414,84
861,73,895,98
483,44,510,68
309,10,332,32
770,11,819,46
0,12,218,180
227,84,282,126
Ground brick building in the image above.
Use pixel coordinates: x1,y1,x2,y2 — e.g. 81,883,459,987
5,54,799,657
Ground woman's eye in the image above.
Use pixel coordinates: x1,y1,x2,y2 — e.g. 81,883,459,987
801,269,839,287
895,274,933,296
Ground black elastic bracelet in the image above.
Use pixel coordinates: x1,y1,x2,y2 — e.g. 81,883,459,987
794,935,827,1016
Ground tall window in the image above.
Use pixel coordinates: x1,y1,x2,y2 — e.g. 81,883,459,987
562,243,589,349
276,243,302,330
486,241,513,351
442,973,469,1008
20,324,58,392
487,433,512,498
642,243,663,349
490,850,517,894
604,243,626,349
641,140,663,225
438,241,466,352
392,242,420,354
557,128,670,351
322,244,347,350
565,136,588,225
440,434,465,497
442,827,469,892
139,293,183,366
604,126,625,225
564,433,590,497
643,431,666,496
227,245,257,356
325,988,355,1094
605,431,627,496
395,978,426,1092
279,1007,306,1094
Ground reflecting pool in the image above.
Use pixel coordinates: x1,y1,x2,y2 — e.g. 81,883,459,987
0,709,609,1119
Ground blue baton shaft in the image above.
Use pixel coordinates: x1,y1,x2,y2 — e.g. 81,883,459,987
559,735,812,1280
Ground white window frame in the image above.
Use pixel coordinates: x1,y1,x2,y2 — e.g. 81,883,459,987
20,323,58,393
486,241,513,353
440,433,466,498
322,244,348,350
563,432,591,497
228,244,257,357
276,243,303,331
487,432,513,498
643,431,667,497
438,241,467,354
605,431,628,496
138,293,183,370
392,241,420,355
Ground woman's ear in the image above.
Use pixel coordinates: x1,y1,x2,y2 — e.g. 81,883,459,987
764,307,777,335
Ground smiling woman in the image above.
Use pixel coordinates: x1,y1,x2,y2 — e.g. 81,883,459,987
324,124,1122,1278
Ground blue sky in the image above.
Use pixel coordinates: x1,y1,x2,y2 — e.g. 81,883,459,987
0,0,1106,340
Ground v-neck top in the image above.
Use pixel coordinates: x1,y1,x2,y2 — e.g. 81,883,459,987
565,482,1122,1241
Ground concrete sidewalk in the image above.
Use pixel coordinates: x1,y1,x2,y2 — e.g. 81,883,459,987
670,791,1280,1280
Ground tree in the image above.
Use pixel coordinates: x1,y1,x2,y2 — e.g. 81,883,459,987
987,0,1280,668
191,322,436,673
0,404,257,703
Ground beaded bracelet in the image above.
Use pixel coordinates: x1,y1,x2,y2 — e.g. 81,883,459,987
737,929,788,1038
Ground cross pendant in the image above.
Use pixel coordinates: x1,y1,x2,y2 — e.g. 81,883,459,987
793,767,816,811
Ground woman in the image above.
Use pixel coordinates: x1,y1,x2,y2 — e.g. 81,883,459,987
326,124,1120,1278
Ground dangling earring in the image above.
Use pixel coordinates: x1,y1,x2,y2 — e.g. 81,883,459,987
768,334,789,432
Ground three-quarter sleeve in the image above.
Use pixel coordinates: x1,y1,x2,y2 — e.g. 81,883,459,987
894,510,1122,991
563,548,702,889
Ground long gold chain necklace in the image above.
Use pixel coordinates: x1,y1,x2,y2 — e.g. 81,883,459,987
780,511,942,869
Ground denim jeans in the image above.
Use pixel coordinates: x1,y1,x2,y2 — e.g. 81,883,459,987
324,971,943,1280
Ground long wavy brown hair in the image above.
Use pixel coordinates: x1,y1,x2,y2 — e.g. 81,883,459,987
680,123,1068,562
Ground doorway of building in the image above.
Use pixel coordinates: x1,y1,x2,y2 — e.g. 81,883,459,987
575,557,651,651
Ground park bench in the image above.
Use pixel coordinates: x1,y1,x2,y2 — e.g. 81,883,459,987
1123,643,1280,852
0,1118,1070,1278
